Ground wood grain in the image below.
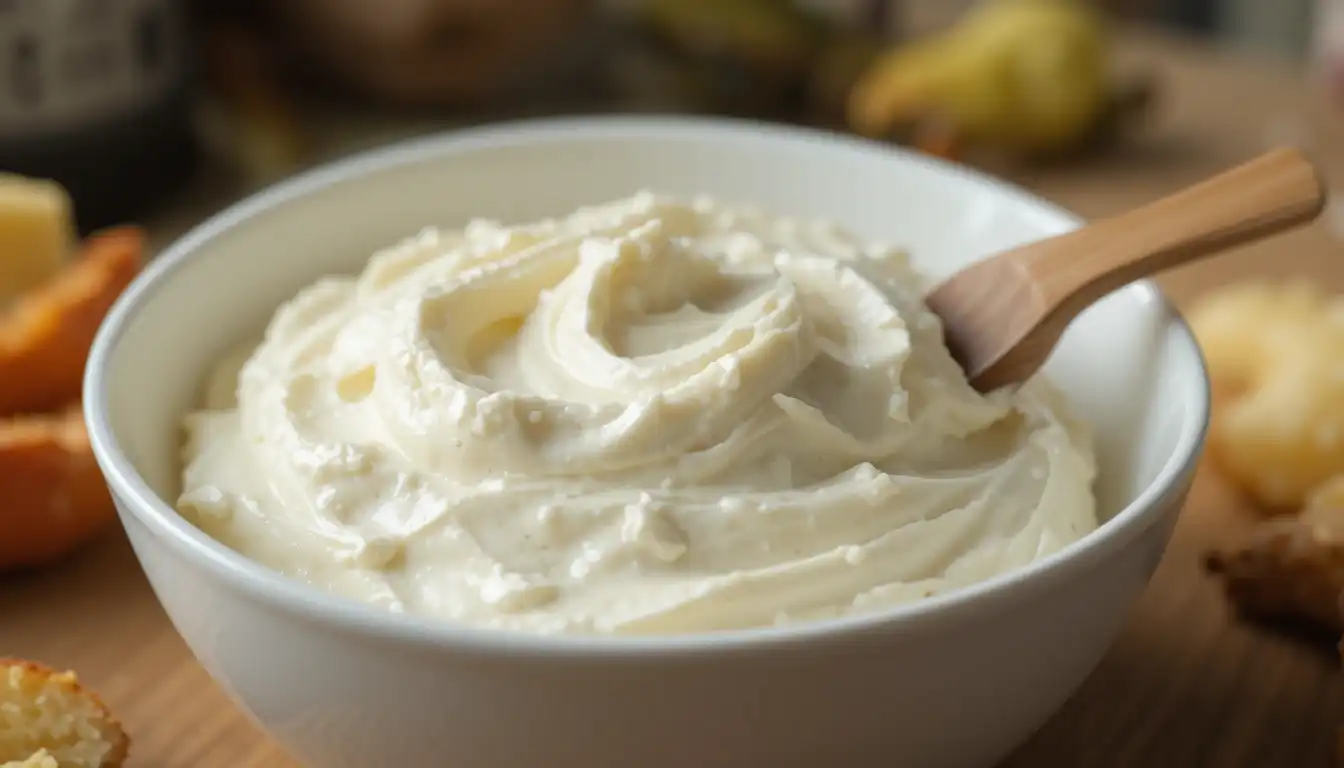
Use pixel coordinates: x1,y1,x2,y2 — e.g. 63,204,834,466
4,27,1344,768
928,147,1327,392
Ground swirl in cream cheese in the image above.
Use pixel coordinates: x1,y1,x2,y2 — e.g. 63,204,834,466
178,193,1098,635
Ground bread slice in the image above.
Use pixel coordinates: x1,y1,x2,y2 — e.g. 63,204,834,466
0,404,116,571
0,225,142,417
0,659,127,767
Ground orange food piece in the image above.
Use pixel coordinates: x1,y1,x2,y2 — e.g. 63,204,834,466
0,658,128,767
0,226,143,417
0,404,116,572
0,224,143,571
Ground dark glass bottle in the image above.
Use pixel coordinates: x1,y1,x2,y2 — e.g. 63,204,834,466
0,0,197,233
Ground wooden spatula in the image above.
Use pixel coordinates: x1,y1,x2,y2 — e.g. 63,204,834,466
925,147,1328,392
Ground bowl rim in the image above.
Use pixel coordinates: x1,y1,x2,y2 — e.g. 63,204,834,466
84,114,1211,658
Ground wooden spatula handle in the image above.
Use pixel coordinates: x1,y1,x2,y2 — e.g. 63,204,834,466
1025,147,1327,315
926,147,1327,392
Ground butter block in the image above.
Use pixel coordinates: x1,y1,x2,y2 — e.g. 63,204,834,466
0,174,74,306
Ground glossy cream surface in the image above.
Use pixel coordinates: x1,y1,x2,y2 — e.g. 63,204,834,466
178,193,1097,635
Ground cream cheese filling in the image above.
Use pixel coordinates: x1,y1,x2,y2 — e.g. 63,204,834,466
178,192,1098,635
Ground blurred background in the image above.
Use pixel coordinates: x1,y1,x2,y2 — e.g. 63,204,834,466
2,0,1343,238
7,4,1344,764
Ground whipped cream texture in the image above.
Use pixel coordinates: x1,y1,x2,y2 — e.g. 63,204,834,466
178,193,1098,635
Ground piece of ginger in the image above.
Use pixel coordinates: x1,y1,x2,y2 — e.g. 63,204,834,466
1205,475,1344,633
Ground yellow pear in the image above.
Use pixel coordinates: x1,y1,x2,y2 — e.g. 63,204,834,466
849,0,1109,154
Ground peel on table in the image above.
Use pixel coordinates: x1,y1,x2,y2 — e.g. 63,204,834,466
0,226,143,571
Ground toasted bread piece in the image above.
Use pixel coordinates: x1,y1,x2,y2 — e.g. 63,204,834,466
0,404,115,571
0,226,142,417
0,659,127,767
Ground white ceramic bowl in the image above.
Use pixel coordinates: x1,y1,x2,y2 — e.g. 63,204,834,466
85,117,1209,768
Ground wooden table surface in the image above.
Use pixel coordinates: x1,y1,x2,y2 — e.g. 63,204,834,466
6,29,1344,768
